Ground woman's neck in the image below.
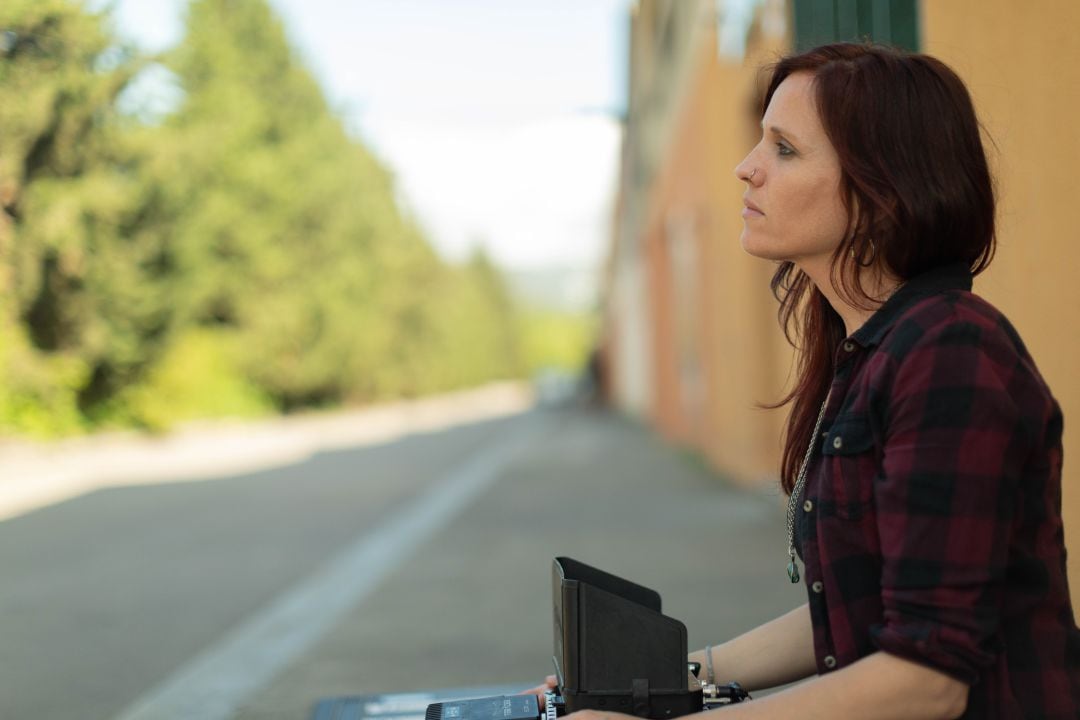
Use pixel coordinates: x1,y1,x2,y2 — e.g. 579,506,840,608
799,258,902,338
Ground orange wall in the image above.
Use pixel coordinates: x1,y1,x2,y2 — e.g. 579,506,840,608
645,21,791,484
922,0,1080,616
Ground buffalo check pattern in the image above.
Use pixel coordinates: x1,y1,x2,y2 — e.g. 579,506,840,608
794,263,1080,718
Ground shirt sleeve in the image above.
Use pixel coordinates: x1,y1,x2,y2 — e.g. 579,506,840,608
870,317,1027,684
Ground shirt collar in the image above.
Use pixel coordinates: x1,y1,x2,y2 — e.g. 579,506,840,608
850,262,973,348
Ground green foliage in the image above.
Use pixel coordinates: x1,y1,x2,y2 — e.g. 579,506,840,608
117,328,274,431
0,0,543,437
395,249,525,395
519,308,595,375
158,0,525,409
0,318,89,436
0,0,176,430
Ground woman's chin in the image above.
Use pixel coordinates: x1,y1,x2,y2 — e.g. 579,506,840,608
740,231,783,261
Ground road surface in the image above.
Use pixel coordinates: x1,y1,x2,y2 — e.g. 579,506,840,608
0,405,804,720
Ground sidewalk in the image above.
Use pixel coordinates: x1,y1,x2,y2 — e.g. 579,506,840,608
0,382,533,522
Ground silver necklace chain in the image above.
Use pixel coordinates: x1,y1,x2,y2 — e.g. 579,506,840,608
785,390,831,583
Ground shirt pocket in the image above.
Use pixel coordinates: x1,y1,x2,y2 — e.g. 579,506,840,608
821,413,877,520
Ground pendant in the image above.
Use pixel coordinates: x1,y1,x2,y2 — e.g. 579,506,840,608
787,560,800,584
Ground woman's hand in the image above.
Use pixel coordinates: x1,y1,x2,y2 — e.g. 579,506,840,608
519,674,558,708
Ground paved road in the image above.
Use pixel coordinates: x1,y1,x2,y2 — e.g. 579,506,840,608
0,406,804,720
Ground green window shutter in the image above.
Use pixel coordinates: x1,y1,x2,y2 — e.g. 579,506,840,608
792,0,919,51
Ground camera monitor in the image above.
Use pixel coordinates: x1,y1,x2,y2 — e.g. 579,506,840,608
423,558,749,720
552,557,701,717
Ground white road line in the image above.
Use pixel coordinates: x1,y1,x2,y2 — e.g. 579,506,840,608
111,414,545,720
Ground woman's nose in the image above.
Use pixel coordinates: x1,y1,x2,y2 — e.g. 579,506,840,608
734,155,757,184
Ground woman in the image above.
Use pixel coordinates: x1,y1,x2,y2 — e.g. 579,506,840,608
534,43,1080,719
698,41,1079,718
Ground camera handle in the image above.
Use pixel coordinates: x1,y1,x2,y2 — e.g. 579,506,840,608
690,660,751,706
701,682,751,707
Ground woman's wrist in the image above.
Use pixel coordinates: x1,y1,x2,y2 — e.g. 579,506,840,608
690,644,722,684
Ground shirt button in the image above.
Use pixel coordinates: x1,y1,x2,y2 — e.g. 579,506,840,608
832,436,843,450
812,581,823,593
824,655,837,669
803,499,813,512
842,341,855,352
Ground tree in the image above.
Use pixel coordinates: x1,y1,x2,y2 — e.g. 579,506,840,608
160,0,525,408
0,0,529,435
0,0,174,431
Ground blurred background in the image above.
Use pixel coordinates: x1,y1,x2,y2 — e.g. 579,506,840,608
0,1,1076,719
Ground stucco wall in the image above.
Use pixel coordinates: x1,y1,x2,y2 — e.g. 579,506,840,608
643,7,792,484
922,0,1080,616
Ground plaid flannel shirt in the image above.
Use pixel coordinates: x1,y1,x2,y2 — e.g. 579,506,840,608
794,263,1080,718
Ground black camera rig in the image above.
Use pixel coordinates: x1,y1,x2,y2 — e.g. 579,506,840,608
426,558,748,720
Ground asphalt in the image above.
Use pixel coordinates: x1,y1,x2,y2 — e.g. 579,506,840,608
232,405,804,719
0,395,804,720
0,413,526,720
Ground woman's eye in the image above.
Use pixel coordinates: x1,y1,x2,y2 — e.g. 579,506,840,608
777,143,794,157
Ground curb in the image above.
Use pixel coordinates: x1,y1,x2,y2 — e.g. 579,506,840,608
0,382,533,522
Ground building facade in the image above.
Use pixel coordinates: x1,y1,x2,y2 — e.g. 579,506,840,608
603,0,1080,614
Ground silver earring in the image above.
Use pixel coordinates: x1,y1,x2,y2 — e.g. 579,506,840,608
851,237,877,267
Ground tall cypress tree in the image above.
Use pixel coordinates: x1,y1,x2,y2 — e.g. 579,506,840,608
0,0,174,431
163,0,524,408
163,0,426,406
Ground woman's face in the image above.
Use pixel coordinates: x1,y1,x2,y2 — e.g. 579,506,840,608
734,72,850,270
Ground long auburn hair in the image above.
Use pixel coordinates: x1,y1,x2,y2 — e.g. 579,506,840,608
767,43,997,495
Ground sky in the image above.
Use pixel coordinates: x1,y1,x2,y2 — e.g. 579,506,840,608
100,0,633,275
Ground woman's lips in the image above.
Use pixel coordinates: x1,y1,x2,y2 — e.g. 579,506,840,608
742,197,764,217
